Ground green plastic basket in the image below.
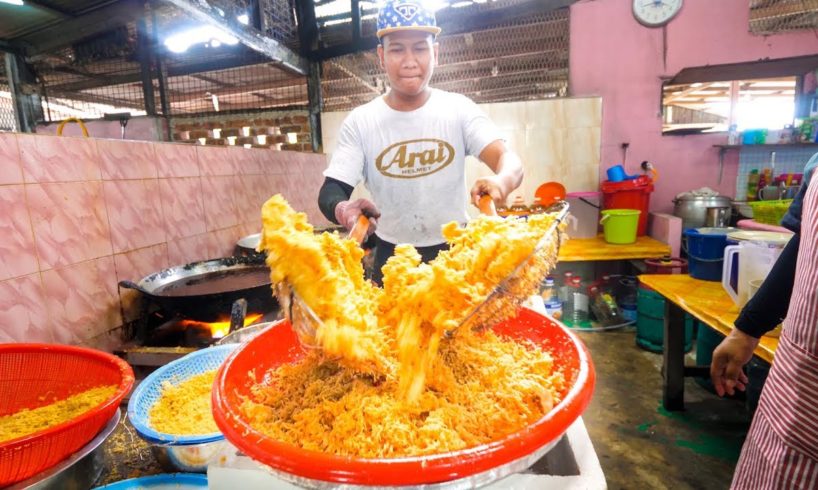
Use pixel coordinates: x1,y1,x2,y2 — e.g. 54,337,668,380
748,199,792,226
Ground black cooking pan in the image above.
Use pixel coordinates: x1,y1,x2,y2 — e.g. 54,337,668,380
119,255,276,320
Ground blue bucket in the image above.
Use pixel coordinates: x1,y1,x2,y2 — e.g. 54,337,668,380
683,227,734,281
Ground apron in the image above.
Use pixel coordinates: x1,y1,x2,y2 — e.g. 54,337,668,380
732,180,818,489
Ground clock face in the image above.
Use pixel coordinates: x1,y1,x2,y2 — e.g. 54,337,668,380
632,0,683,27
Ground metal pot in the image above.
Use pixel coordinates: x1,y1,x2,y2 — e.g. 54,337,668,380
673,194,733,230
119,255,276,320
6,410,120,490
235,233,262,257
235,226,345,257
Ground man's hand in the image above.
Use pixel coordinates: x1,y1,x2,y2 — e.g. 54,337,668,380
334,198,381,236
710,329,759,397
470,176,506,208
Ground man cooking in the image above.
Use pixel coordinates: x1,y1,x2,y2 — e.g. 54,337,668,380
317,0,524,285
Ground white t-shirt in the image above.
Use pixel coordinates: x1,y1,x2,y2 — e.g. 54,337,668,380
324,89,501,247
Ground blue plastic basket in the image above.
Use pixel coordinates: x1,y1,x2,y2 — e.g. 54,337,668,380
94,473,207,489
127,344,237,445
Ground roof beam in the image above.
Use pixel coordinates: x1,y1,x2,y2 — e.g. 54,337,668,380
24,0,74,19
161,0,309,76
21,0,146,57
663,82,716,104
315,0,573,60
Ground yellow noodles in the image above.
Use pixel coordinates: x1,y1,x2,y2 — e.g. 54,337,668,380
245,195,565,457
241,330,564,458
0,385,117,443
149,371,218,435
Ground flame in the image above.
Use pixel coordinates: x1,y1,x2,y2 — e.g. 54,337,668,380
180,313,264,339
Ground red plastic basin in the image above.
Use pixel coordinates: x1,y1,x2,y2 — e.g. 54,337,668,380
213,308,595,486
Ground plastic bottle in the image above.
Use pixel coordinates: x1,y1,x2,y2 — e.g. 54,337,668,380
509,196,529,218
540,277,563,320
618,276,638,323
727,124,739,145
747,169,760,201
569,276,589,325
529,197,547,215
559,271,574,304
590,286,624,326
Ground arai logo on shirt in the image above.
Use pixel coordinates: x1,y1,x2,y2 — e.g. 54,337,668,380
375,139,455,179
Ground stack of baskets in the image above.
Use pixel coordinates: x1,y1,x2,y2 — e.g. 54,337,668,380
0,344,134,486
127,344,237,472
748,199,792,226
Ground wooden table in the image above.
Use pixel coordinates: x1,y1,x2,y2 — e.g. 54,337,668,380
558,235,671,262
639,274,779,411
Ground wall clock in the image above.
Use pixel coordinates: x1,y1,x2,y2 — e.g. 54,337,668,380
632,0,683,27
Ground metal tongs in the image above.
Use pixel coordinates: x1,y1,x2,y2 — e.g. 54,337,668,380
445,195,569,337
280,215,369,348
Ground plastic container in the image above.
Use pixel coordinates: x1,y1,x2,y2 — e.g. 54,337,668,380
212,310,596,487
0,343,134,487
635,286,693,353
722,241,784,308
683,227,734,281
540,277,563,320
600,209,640,244
601,175,654,236
748,199,793,226
694,327,724,394
615,276,638,324
565,192,601,239
128,344,237,473
589,286,623,327
559,271,574,304
645,256,688,275
0,344,135,487
94,473,208,489
508,196,529,217
568,277,589,325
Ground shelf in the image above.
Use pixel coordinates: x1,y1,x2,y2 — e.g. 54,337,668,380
714,143,818,149
714,142,818,185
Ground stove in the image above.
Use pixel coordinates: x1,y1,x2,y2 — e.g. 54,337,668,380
116,296,280,384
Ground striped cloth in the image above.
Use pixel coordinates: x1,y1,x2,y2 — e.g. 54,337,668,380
732,177,818,489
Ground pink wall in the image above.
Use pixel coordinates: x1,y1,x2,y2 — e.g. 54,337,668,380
0,132,328,350
570,0,818,213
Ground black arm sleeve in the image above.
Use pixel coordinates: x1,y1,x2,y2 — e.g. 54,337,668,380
318,177,354,224
734,233,800,338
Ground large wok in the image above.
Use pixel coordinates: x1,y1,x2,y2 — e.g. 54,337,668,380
119,255,276,320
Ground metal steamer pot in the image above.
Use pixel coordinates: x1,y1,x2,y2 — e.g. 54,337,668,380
673,195,733,230
235,226,345,257
119,255,276,319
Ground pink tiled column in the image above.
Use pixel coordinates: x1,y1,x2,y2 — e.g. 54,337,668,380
41,256,121,345
0,273,53,343
0,185,39,281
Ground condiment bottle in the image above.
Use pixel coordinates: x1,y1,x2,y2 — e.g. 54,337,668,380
529,197,547,215
509,196,529,217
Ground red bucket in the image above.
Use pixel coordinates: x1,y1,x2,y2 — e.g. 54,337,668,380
601,176,654,236
213,310,595,487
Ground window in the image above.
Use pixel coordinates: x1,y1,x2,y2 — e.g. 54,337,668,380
662,76,797,134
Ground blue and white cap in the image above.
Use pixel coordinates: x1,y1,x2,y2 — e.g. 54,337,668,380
376,0,442,40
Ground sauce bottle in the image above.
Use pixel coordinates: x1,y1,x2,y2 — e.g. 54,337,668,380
509,196,529,217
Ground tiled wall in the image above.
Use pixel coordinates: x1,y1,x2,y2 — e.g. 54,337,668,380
0,132,328,349
735,146,818,200
321,97,602,214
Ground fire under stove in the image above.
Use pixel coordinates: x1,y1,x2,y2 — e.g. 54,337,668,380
116,297,280,384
